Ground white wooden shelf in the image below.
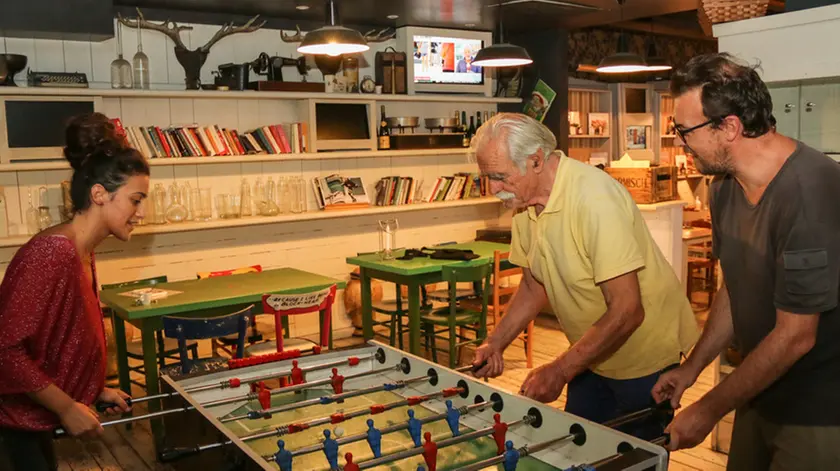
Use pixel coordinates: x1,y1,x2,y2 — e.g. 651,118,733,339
0,87,521,104
0,197,501,248
0,148,472,172
569,135,610,139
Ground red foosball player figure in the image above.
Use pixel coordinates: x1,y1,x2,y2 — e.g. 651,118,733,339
331,368,345,404
343,452,359,471
258,382,271,410
291,360,305,385
422,431,438,471
492,413,509,455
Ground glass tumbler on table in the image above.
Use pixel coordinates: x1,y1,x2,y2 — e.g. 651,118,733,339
378,218,399,260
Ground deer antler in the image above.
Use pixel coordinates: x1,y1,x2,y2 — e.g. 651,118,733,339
118,8,192,50
363,28,396,43
200,15,266,53
280,25,305,43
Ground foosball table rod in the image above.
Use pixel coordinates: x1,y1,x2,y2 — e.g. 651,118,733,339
453,432,583,471
221,364,473,424
53,404,197,438
283,399,496,459
202,363,400,410
95,352,380,412
356,414,537,470
158,385,465,463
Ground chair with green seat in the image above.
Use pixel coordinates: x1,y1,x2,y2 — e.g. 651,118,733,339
352,260,412,349
101,276,199,389
421,263,492,369
421,241,482,305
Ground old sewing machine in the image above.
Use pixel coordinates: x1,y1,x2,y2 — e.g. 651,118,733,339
72,342,670,470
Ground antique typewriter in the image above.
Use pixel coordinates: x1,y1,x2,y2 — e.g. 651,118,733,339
27,70,89,88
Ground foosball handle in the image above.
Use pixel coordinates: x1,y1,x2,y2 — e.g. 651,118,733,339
52,428,66,439
470,359,488,374
95,397,133,413
158,446,201,462
652,433,671,447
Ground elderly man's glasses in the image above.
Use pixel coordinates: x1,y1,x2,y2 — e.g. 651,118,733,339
675,118,715,140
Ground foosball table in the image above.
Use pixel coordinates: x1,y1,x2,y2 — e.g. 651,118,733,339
135,342,669,470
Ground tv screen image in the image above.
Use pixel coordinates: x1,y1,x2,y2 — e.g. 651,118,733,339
412,34,484,85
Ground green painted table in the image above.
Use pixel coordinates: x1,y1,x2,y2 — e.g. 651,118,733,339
345,241,510,356
100,267,345,449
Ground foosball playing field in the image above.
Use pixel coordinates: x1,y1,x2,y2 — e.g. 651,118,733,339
156,342,668,471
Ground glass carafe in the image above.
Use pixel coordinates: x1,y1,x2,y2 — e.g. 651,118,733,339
37,187,53,231
199,188,212,221
378,218,399,260
132,26,150,89
152,183,167,224
25,188,39,235
295,177,307,213
253,178,265,215
240,178,252,217
181,181,194,221
110,23,132,89
262,177,280,216
165,182,187,223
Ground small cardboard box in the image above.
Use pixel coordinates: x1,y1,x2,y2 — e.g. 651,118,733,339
605,166,678,204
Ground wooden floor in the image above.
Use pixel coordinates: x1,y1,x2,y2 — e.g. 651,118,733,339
51,312,728,471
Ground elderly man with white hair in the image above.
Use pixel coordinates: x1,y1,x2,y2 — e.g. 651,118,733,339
470,112,699,440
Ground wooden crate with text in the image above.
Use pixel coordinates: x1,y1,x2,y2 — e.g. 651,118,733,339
605,166,678,204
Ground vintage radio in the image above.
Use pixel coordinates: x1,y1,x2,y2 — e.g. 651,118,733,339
605,166,678,204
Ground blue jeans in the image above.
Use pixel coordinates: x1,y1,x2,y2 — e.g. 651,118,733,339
564,364,677,441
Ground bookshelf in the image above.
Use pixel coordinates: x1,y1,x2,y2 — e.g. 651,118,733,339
0,197,501,249
654,90,680,166
567,80,613,164
0,148,474,173
0,87,521,104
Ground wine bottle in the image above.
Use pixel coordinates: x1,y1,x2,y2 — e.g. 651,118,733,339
483,111,489,125
461,111,468,133
469,116,476,139
379,105,390,150
476,111,482,129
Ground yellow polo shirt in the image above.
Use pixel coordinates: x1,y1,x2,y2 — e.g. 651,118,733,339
509,157,699,380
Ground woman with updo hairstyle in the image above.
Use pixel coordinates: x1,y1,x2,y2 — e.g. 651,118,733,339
0,112,149,471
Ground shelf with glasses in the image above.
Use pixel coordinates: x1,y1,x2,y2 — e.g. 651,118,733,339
0,197,501,249
0,148,473,172
0,87,521,104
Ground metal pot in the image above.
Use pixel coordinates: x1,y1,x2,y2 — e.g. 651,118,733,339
0,54,27,86
424,117,459,132
385,116,419,129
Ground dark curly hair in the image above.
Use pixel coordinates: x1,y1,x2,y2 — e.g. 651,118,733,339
63,113,150,212
670,53,776,138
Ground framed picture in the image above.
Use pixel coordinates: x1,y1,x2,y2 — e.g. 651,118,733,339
588,112,609,136
625,125,649,150
523,80,557,123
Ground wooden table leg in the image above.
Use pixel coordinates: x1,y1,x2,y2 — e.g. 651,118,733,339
407,282,421,355
112,315,131,395
140,322,164,449
361,268,373,341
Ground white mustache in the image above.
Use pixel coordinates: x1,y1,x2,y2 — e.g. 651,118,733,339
494,191,516,201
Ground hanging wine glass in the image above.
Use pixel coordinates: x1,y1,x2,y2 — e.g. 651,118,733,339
132,23,150,89
110,22,132,89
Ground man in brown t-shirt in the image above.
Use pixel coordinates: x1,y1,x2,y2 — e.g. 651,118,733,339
651,53,840,470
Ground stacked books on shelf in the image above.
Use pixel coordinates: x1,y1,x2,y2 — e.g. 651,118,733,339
312,174,371,211
122,123,308,159
425,173,488,202
373,176,424,206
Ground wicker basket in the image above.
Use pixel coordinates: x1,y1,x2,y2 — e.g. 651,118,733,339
701,0,770,24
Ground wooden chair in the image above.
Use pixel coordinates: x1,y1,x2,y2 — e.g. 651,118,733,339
101,276,198,389
160,305,253,378
421,263,492,369
492,251,533,368
422,241,480,304
199,265,273,356
244,284,337,357
685,220,717,309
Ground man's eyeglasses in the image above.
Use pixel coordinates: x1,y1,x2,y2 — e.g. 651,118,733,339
675,118,716,140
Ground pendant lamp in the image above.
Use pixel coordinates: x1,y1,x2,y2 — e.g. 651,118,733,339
643,23,672,72
298,0,369,56
596,0,648,74
472,1,533,68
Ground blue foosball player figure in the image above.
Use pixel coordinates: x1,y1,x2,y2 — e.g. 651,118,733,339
322,429,339,470
445,399,461,437
417,465,426,471
366,418,382,457
503,440,520,471
407,409,422,447
274,439,293,471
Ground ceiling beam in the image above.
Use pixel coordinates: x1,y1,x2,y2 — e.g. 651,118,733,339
562,0,700,29
611,20,717,40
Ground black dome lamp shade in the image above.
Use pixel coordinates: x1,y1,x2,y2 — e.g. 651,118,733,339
643,25,672,72
596,0,648,74
298,0,369,56
472,1,533,68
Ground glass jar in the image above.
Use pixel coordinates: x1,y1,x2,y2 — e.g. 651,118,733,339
378,218,399,260
240,178,252,217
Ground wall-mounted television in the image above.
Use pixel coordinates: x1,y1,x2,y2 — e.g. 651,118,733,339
397,26,493,96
